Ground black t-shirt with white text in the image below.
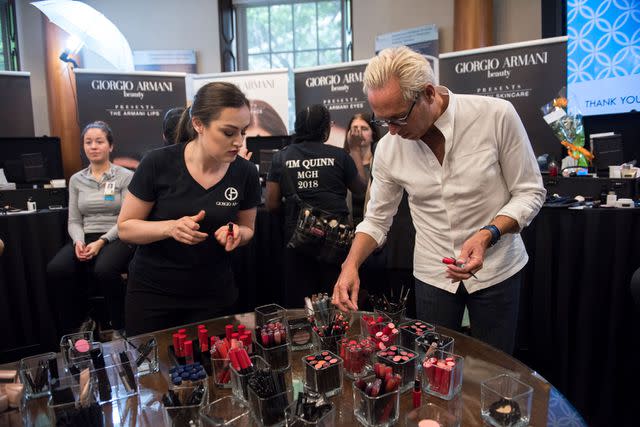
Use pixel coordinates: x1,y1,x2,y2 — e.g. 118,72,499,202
127,143,261,297
267,141,358,237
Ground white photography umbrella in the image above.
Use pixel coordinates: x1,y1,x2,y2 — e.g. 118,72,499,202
32,0,134,71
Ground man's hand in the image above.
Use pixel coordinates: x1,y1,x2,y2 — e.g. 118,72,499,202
166,210,208,245
332,263,360,311
445,229,492,282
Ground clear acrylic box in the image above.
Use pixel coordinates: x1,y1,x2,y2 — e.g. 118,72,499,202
340,335,375,379
311,328,344,353
230,355,269,403
200,395,251,426
18,352,58,400
253,339,291,371
352,379,400,427
302,351,343,397
163,383,209,427
91,350,139,404
124,334,159,376
421,349,464,401
59,331,94,368
375,345,418,392
374,307,406,325
415,331,455,358
248,386,292,426
481,374,533,427
285,400,336,426
255,303,289,328
212,357,232,388
47,376,101,426
398,319,435,348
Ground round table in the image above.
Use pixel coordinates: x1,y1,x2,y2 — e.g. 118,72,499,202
4,310,585,426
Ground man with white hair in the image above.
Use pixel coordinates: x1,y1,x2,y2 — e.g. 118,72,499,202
332,46,545,353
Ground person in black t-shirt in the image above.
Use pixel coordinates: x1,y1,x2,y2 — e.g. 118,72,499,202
117,82,261,335
266,104,368,307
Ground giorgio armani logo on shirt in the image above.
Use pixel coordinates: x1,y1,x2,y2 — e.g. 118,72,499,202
225,187,238,201
217,187,239,207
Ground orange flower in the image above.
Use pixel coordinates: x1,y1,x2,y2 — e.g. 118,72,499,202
553,97,568,108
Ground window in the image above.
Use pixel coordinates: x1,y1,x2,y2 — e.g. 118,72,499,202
0,0,19,71
237,0,351,70
233,0,352,129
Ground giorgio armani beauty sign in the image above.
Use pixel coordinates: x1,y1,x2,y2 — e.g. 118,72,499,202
294,60,370,147
440,37,567,158
75,69,186,164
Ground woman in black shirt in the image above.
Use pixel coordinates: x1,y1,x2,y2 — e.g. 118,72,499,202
266,104,367,307
343,113,379,225
118,82,261,335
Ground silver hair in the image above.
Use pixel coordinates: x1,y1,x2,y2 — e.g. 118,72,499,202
363,46,435,101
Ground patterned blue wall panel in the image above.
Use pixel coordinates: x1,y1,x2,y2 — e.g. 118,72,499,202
567,0,640,115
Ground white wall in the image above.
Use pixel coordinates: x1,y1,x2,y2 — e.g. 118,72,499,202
79,0,221,73
16,1,49,136
494,0,541,46
352,0,541,60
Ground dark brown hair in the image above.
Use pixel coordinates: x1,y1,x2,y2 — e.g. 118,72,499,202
81,121,114,145
175,82,250,144
343,113,379,153
249,99,288,136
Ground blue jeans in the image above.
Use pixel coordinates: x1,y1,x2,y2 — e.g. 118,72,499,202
414,271,522,354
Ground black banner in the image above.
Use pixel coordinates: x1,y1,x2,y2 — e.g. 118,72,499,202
0,72,34,137
75,70,186,165
294,61,369,147
439,38,567,158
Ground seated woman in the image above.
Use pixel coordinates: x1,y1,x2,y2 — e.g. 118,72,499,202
47,121,135,334
266,104,368,308
118,82,261,336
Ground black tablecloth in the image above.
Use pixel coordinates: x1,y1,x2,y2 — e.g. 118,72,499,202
0,210,68,361
519,208,639,426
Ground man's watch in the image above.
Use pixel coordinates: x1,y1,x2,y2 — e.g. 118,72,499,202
99,237,109,245
480,225,500,247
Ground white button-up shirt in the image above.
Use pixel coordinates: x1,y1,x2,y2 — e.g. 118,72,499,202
357,90,546,293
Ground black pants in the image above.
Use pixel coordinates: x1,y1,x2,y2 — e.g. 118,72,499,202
414,271,522,354
283,247,341,309
47,233,135,333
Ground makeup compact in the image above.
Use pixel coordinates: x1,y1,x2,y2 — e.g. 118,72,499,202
289,316,314,351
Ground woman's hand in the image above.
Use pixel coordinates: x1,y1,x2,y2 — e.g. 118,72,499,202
214,222,242,252
83,239,106,260
346,127,365,152
166,210,209,245
74,241,89,261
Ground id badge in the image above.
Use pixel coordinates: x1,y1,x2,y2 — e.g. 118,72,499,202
104,181,115,201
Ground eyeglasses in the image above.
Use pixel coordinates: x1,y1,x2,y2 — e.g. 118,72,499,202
371,94,419,127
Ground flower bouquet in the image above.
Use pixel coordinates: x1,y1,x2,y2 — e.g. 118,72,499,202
540,88,593,167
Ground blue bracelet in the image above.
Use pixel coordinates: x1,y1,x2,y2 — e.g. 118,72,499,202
480,225,500,246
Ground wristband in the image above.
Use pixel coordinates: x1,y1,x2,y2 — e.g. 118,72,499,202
99,237,109,245
480,225,500,247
